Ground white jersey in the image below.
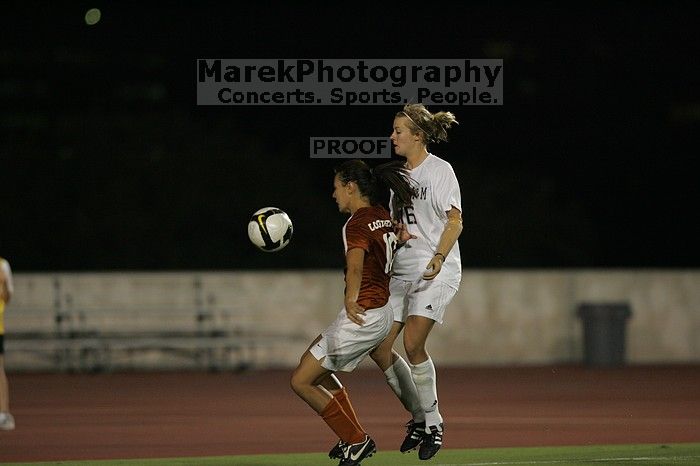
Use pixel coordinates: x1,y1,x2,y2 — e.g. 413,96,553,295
390,154,462,288
0,257,12,297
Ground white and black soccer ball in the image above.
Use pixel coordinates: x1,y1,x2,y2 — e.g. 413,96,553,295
247,207,293,252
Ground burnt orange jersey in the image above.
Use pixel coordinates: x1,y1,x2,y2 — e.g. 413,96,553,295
342,205,397,310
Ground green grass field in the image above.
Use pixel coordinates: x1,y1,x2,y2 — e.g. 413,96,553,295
5,444,700,466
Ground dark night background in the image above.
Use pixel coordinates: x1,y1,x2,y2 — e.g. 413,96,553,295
2,2,699,271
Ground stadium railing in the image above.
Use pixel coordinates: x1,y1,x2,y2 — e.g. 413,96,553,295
6,307,306,373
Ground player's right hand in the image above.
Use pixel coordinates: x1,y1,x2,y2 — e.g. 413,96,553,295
345,300,366,325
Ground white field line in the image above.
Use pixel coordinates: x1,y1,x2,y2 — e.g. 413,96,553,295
363,415,698,426
430,456,700,465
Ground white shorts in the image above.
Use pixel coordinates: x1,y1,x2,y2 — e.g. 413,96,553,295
310,303,393,372
389,277,458,324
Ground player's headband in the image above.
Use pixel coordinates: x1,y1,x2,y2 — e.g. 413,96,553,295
400,111,431,142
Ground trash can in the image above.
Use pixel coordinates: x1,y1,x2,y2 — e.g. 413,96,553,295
577,302,632,367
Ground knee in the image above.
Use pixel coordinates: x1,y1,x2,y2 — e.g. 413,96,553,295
404,342,426,364
369,345,388,363
290,370,307,396
370,344,395,371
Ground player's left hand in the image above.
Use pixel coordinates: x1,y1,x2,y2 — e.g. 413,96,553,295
345,301,366,325
422,255,444,280
393,221,417,244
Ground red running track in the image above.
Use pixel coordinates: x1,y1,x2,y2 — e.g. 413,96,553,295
1,366,699,462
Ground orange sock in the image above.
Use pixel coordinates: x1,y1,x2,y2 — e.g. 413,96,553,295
334,387,365,433
320,397,366,444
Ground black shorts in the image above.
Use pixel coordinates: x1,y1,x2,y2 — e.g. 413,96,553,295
0,334,4,354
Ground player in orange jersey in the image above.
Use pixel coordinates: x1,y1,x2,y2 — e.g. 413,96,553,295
291,159,414,466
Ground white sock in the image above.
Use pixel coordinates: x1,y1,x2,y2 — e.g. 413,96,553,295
409,357,442,428
384,356,424,423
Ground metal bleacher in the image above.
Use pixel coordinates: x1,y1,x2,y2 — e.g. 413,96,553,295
5,276,306,373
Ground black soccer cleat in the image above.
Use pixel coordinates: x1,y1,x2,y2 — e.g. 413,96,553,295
329,439,346,459
338,435,376,466
418,423,443,460
400,419,426,453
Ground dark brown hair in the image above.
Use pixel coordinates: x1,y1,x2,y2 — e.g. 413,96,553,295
334,159,414,215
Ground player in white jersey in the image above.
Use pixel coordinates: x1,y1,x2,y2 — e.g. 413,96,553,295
369,104,462,460
0,257,15,430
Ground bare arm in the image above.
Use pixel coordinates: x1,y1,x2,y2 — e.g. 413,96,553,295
344,247,366,325
423,207,463,280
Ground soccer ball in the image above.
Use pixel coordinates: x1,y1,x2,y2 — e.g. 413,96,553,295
247,207,293,252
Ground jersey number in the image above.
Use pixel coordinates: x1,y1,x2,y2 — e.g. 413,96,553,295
383,232,398,274
403,206,417,225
